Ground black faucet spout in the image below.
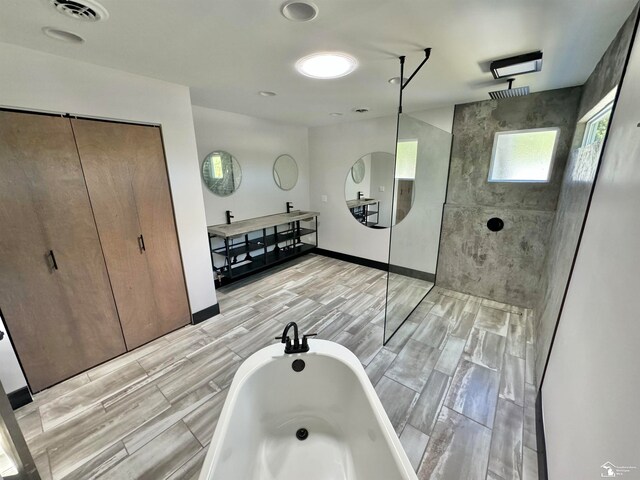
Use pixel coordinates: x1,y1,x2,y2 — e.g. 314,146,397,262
225,210,234,225
275,322,315,354
286,201,293,213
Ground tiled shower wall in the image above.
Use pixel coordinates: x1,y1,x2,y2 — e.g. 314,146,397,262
436,88,582,308
534,3,639,385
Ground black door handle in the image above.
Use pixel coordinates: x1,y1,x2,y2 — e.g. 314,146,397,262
49,250,58,270
138,234,146,252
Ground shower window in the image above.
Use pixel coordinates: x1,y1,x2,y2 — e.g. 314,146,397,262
582,101,613,147
488,127,559,182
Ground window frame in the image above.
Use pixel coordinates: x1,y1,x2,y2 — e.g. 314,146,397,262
582,101,613,147
488,127,561,184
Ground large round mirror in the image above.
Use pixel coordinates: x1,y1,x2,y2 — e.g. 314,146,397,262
273,154,298,190
202,150,242,197
345,152,414,228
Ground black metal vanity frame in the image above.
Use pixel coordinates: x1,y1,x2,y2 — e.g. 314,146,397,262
208,213,318,286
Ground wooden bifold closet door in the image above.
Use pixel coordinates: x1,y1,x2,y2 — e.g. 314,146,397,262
71,119,190,350
0,111,127,392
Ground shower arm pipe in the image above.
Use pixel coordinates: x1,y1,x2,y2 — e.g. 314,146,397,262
398,48,432,114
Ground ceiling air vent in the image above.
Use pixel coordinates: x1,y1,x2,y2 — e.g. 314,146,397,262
49,0,109,22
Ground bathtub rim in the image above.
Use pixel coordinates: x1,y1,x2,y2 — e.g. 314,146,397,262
198,339,417,480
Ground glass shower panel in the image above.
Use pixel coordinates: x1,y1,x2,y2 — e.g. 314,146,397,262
383,114,452,343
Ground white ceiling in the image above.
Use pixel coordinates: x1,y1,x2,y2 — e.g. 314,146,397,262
0,0,637,126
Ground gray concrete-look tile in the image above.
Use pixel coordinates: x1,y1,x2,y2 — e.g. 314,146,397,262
408,370,451,436
386,339,441,392
500,354,525,406
375,376,419,435
475,306,510,336
400,424,430,471
488,398,524,480
445,359,500,428
417,406,492,480
464,327,506,371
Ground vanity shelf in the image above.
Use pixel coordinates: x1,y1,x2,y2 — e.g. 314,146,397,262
208,211,319,285
347,199,380,227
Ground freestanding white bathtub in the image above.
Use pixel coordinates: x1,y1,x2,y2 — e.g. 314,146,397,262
198,339,418,480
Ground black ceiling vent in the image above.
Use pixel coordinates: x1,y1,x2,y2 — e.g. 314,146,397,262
49,0,108,22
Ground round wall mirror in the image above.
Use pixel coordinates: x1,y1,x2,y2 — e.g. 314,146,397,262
202,150,242,197
344,152,414,228
273,154,299,190
351,158,365,183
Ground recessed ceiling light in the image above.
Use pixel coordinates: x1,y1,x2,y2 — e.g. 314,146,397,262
352,107,369,113
42,27,84,43
259,91,277,97
295,52,358,79
281,1,318,22
329,112,343,117
388,76,408,85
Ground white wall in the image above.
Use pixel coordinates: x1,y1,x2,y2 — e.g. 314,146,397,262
0,316,27,393
541,25,640,479
309,115,397,262
308,107,453,264
191,105,310,226
0,43,216,314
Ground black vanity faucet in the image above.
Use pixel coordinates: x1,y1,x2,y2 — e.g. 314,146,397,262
357,191,364,200
286,201,293,213
276,322,317,354
225,210,234,225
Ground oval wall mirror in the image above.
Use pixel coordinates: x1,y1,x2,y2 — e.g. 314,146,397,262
344,152,414,228
273,154,299,191
351,158,365,183
202,150,242,197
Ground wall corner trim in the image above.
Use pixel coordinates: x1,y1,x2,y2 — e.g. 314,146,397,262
536,391,550,480
8,386,32,410
192,303,220,325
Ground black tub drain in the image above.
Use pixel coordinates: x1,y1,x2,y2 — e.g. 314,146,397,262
296,428,308,441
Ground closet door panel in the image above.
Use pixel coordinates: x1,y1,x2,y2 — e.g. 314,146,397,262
0,112,126,391
130,126,190,334
70,119,160,349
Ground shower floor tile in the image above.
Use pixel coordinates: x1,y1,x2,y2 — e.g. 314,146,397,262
15,254,538,480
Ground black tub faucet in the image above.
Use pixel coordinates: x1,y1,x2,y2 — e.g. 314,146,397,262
276,322,317,354
286,201,293,213
225,210,234,224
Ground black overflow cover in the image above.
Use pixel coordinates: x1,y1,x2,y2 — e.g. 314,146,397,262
487,217,504,232
292,359,305,372
296,428,308,441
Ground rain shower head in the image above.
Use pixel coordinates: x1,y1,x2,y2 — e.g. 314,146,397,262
489,78,530,99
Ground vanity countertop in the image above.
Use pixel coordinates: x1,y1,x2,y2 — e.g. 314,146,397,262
346,198,378,209
208,210,320,238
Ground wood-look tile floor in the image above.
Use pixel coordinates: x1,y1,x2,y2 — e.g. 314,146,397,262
15,254,538,480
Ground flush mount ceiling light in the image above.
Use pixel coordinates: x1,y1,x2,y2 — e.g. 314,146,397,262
42,27,85,43
259,91,277,97
490,51,543,79
48,0,109,22
295,52,358,79
281,1,318,22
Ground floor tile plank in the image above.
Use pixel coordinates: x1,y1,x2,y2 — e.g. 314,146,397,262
417,406,492,480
